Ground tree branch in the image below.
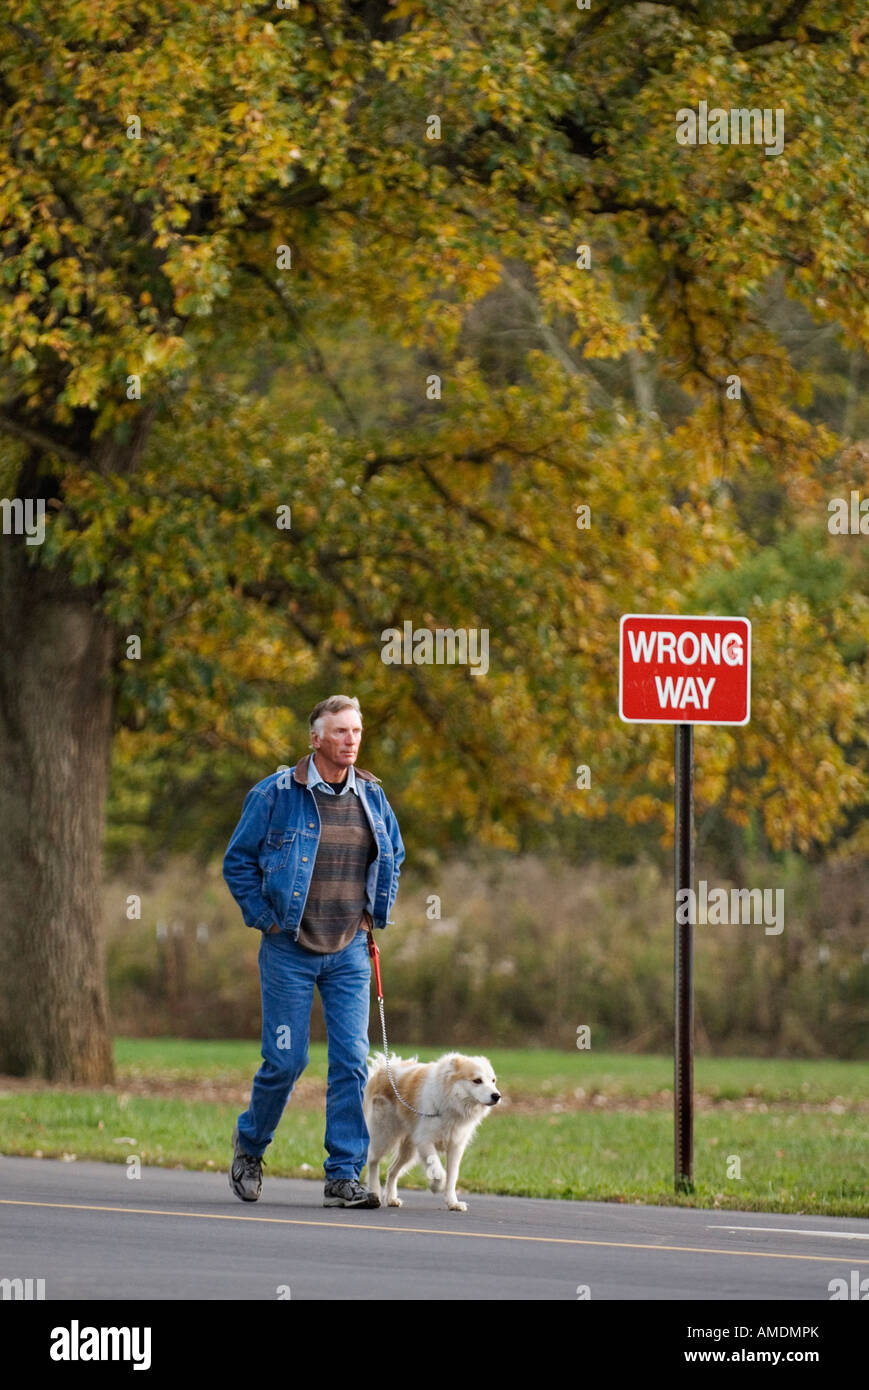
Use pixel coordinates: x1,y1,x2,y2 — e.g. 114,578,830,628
0,413,86,466
238,261,361,432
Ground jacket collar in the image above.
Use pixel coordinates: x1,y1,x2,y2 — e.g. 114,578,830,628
292,752,380,786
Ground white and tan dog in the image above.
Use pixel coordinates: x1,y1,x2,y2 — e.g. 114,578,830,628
364,1052,500,1211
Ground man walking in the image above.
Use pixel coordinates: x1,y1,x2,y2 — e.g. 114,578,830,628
222,695,405,1208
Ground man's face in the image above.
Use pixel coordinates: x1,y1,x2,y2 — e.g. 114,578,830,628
312,710,362,768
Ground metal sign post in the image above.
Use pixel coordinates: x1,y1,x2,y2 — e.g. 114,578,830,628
619,614,751,1194
674,723,694,1192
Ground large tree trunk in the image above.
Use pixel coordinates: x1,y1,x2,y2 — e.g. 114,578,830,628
0,534,115,1082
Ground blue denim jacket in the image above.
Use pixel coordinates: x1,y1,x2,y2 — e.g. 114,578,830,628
222,752,406,938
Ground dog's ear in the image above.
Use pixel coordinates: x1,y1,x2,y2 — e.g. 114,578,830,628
450,1055,473,1082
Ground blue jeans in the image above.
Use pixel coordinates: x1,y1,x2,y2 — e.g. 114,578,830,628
236,929,372,1180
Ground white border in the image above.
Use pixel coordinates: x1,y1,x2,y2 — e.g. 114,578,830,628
618,613,751,726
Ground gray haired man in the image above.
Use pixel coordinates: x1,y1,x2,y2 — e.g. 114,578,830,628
223,696,405,1207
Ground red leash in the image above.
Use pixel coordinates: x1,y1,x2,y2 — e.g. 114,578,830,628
366,926,383,999
365,925,439,1117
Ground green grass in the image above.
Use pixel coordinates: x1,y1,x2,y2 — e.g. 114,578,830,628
107,1037,869,1103
1,1040,868,1216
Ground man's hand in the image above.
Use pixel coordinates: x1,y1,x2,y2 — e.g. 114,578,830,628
267,923,280,935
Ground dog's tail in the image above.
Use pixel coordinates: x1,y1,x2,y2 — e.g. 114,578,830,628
366,1051,417,1077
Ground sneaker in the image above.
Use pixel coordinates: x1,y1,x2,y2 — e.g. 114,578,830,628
323,1178,380,1209
230,1125,263,1202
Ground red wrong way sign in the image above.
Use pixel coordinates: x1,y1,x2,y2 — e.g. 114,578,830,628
619,614,751,725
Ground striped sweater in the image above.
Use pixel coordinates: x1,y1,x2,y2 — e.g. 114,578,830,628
296,783,377,953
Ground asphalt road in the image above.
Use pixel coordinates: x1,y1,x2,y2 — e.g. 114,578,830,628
2,1155,869,1300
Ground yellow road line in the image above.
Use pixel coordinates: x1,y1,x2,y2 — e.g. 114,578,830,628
2,1199,868,1263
